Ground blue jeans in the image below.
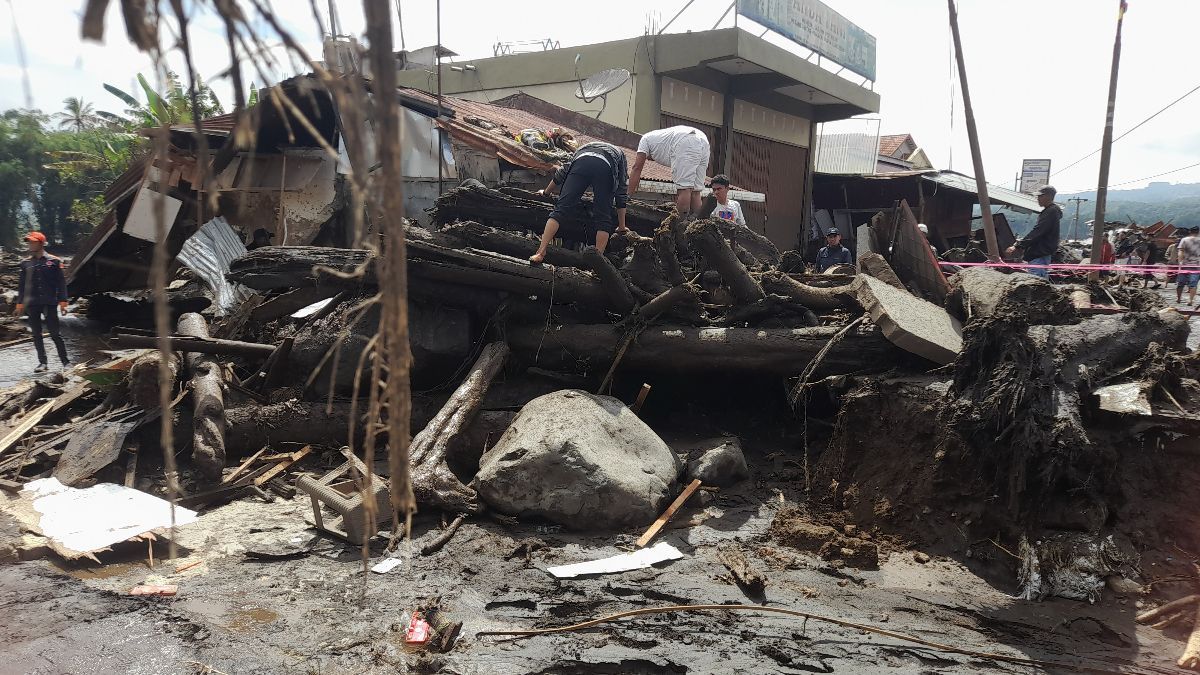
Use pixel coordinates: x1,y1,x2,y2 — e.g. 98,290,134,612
1026,255,1051,279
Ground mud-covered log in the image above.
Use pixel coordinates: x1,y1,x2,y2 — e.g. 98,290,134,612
635,284,701,324
946,267,1076,324
178,313,226,480
225,400,358,453
409,257,609,308
686,219,766,304
508,322,899,375
228,246,373,291
440,221,589,269
128,349,180,409
760,271,856,311
583,247,636,314
411,342,509,514
654,227,686,286
624,239,671,296
718,295,819,328
717,220,781,266
661,211,691,266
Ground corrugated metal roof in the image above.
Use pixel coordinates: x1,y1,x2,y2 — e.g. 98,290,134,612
400,88,677,183
922,171,1043,213
176,216,254,316
171,112,237,136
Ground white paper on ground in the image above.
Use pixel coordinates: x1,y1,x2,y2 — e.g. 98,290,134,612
546,541,685,578
371,557,404,574
292,297,334,319
22,478,199,554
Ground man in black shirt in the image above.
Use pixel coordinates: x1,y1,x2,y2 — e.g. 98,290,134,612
1005,185,1062,279
816,228,853,272
530,141,629,264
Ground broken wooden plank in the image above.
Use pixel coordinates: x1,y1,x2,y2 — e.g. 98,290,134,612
124,442,139,489
0,400,55,457
177,464,273,509
253,445,313,487
717,545,768,596
223,446,268,485
635,478,702,548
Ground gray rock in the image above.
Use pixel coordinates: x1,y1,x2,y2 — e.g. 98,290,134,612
475,390,681,531
686,437,749,487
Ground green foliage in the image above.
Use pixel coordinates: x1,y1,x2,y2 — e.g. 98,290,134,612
53,97,101,132
101,71,224,130
0,108,139,247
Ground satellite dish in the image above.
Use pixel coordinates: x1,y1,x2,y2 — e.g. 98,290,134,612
574,56,631,119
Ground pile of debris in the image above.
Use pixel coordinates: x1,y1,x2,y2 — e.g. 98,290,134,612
2,179,1200,647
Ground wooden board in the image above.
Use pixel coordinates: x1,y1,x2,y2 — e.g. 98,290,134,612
0,401,55,457
253,445,312,487
223,447,268,485
635,478,702,548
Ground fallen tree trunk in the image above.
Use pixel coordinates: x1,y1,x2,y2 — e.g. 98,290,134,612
624,238,671,296
717,220,780,266
945,267,1076,325
440,221,589,269
128,349,180,409
654,227,686,286
411,342,509,514
686,218,766,304
226,400,358,453
228,246,373,291
583,246,636,314
113,333,276,358
759,271,856,311
507,322,898,375
178,313,227,480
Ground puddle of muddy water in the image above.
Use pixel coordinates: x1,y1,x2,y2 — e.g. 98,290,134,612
52,560,146,580
228,607,281,632
177,597,281,633
0,314,112,388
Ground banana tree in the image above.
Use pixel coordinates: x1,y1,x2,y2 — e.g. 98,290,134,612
100,72,225,129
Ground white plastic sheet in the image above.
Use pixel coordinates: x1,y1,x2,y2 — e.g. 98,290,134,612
545,542,684,578
23,478,198,555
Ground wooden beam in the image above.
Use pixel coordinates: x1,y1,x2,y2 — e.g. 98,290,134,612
635,478,702,548
253,445,312,487
0,400,55,457
223,446,268,485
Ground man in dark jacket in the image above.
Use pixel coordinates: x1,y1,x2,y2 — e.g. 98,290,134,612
530,141,629,264
14,231,69,371
1005,185,1062,279
816,228,853,272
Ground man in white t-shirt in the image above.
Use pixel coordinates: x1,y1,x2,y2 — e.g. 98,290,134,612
709,174,746,227
628,125,710,219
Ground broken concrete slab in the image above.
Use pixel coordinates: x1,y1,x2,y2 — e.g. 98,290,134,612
855,275,963,365
475,390,681,531
858,252,906,291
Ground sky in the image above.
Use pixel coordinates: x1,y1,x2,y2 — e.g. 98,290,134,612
3,0,1199,193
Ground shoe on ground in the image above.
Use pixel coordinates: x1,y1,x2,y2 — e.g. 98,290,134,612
34,363,47,373
60,360,70,370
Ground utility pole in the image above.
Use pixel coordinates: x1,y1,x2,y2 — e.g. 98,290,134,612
1068,197,1090,241
1089,0,1128,280
947,0,1000,262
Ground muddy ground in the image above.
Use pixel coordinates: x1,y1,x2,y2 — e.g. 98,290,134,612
2,421,1195,675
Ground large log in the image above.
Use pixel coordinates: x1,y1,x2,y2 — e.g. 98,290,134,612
440,221,589,269
945,267,1076,325
507,322,899,375
718,220,780,266
623,238,671,296
178,313,227,480
654,227,686,286
582,246,636,314
410,342,509,514
230,243,613,309
686,219,766,304
128,349,179,409
432,182,671,236
760,271,857,311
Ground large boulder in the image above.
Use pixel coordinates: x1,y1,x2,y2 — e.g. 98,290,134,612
686,437,750,487
474,390,681,531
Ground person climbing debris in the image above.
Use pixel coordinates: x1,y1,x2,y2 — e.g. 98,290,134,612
529,141,629,264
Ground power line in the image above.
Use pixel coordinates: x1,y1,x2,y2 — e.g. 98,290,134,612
1063,160,1200,194
1051,81,1200,178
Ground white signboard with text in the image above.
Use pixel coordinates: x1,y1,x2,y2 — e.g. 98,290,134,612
737,0,877,81
1020,159,1052,195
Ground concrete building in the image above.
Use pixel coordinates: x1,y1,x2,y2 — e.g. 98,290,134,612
394,27,880,252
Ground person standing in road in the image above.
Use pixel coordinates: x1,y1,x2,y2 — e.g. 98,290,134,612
709,174,746,227
628,125,710,219
1005,185,1062,280
816,228,853,272
529,141,629,264
1177,226,1200,306
14,232,69,372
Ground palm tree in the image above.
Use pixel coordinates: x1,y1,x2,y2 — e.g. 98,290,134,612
53,97,99,131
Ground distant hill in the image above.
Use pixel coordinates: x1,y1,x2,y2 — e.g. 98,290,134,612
1003,181,1200,238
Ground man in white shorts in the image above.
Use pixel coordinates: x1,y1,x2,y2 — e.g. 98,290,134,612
628,125,710,218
